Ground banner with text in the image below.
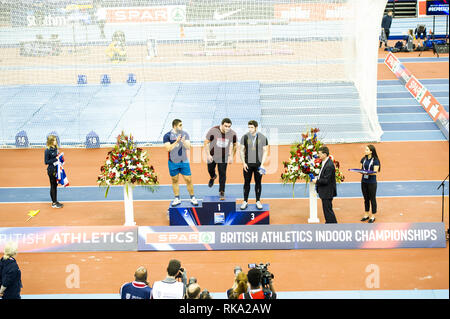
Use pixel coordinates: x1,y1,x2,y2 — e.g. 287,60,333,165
106,6,186,24
384,52,449,140
274,3,351,22
137,223,446,251
0,226,138,252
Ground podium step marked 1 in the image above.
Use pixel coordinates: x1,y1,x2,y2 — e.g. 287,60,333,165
169,195,270,226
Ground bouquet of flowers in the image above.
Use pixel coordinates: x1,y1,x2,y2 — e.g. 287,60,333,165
281,128,344,196
97,131,158,197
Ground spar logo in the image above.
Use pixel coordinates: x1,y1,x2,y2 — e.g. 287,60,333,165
171,7,186,22
146,232,215,244
108,6,186,23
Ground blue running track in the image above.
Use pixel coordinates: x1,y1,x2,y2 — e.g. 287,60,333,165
0,181,448,203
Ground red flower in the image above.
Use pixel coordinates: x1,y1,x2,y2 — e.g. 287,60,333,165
335,161,340,169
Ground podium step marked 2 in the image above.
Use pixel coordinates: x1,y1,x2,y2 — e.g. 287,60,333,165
169,196,269,226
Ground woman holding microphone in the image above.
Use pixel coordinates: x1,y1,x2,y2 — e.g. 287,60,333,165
360,145,380,223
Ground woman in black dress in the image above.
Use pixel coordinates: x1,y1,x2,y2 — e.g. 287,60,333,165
360,145,380,223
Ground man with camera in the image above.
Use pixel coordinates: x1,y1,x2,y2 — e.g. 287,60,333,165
186,277,212,299
238,265,276,299
151,259,187,299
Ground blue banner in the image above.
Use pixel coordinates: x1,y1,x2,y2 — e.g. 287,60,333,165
137,222,447,251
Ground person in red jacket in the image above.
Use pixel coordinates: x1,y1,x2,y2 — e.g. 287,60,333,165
238,268,276,299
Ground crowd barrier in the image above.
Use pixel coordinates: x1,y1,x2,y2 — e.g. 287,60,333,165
384,52,449,140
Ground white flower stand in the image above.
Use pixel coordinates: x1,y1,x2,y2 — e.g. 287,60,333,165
308,182,320,223
123,183,136,226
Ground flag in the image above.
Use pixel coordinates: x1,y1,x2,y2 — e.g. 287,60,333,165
56,153,69,187
26,209,40,222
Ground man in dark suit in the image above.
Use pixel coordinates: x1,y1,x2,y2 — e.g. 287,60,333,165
312,146,338,224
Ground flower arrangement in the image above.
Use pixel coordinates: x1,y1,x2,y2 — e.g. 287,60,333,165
331,156,345,184
281,128,344,196
97,131,158,197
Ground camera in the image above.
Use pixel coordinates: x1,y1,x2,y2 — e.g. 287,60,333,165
175,267,184,280
248,263,274,287
200,289,212,299
187,277,197,286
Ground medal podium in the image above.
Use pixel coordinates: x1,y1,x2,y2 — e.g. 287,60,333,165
168,196,269,226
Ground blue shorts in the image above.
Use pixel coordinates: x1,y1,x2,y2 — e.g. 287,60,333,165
168,160,191,177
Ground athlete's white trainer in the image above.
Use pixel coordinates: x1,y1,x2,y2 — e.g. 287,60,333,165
171,197,182,207
256,201,263,210
190,197,198,206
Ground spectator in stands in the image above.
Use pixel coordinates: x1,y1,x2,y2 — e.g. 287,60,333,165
405,29,415,52
238,268,276,299
95,3,107,39
120,266,152,299
228,271,250,299
414,25,427,51
186,283,201,299
415,24,427,41
0,242,22,299
151,259,187,299
204,118,237,201
380,9,393,48
44,135,63,209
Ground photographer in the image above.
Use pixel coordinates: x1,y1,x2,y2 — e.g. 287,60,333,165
151,259,187,299
186,277,213,299
200,289,212,299
186,283,201,299
238,267,276,299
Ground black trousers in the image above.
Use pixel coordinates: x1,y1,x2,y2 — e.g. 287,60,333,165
48,170,58,203
361,182,377,214
321,198,337,224
207,161,228,193
243,164,262,201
